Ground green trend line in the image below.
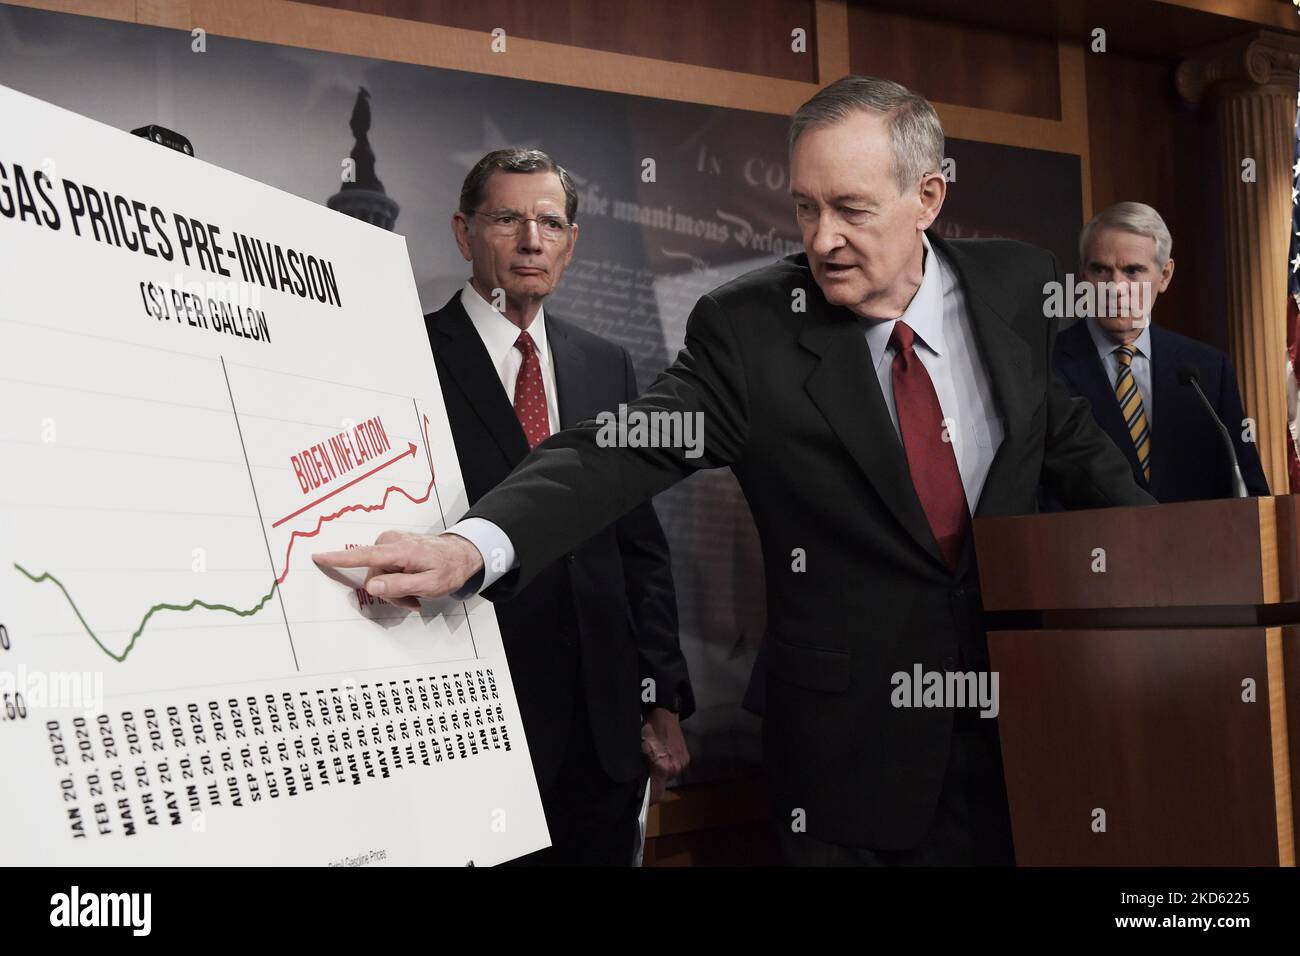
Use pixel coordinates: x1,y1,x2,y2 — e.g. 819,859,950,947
12,562,277,663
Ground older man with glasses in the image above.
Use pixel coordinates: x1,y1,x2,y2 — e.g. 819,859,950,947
415,148,693,865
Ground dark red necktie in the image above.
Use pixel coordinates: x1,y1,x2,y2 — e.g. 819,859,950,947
889,320,969,570
512,330,551,450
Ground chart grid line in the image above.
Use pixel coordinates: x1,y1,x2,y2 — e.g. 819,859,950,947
222,354,299,671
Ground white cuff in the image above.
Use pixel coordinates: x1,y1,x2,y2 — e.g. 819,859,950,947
443,517,517,599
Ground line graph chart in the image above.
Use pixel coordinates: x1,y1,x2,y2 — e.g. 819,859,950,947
11,560,279,664
2,321,478,684
10,401,448,664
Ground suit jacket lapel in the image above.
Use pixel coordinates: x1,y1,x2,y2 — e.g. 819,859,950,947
926,234,1033,520
546,316,589,428
1055,318,1146,487
798,299,948,569
426,293,530,469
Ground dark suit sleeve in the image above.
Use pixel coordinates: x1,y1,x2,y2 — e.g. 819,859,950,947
611,349,695,719
468,292,749,596
1039,251,1158,508
1214,350,1271,496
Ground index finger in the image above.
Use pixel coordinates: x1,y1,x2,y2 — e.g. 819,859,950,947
312,543,400,570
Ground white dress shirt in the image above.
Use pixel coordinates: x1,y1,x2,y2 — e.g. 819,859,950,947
447,283,560,590
458,281,560,435
862,232,1005,512
1083,315,1154,426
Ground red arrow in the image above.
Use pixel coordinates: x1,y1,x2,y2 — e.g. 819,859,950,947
272,442,417,528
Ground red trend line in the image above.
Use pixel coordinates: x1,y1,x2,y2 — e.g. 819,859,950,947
273,442,417,528
274,416,435,585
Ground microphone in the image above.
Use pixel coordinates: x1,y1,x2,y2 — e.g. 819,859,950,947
1178,363,1248,498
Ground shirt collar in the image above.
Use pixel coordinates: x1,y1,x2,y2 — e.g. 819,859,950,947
863,232,946,369
460,280,551,368
1084,315,1152,363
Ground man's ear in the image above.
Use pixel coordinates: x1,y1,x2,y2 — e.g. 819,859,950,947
451,212,473,263
916,171,946,231
1158,256,1175,293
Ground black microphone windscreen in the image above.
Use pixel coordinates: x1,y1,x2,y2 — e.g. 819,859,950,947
1178,363,1201,385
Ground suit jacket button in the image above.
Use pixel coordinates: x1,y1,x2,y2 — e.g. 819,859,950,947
566,553,576,562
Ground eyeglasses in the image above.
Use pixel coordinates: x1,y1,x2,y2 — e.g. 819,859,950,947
471,210,573,242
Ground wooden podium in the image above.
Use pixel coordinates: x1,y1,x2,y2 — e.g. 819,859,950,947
973,496,1299,866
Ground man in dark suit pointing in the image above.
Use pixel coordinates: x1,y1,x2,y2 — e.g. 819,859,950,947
318,78,1155,865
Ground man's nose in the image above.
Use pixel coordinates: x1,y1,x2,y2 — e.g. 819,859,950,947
516,220,543,252
809,212,844,257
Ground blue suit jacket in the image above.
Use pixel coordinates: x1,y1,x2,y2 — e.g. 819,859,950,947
1051,318,1269,502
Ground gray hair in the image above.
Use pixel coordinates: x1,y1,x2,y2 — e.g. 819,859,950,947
1079,201,1173,269
458,147,578,223
789,75,945,194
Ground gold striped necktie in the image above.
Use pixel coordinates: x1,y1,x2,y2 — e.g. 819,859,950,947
1114,344,1150,482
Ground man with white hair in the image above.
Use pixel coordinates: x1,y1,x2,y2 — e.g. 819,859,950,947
1053,201,1269,501
318,76,1156,865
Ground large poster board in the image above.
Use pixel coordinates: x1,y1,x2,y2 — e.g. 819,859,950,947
0,83,547,865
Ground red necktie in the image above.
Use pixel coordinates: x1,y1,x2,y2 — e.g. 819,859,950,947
889,320,969,569
512,330,551,450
